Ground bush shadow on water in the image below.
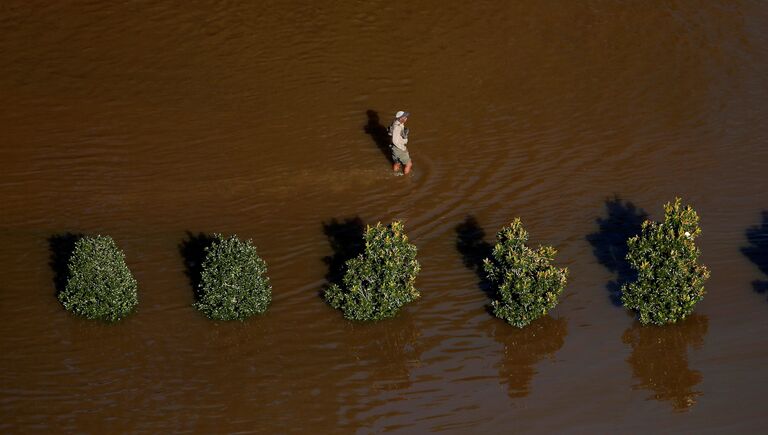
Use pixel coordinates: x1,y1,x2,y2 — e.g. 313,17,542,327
48,233,84,296
741,211,768,296
455,215,495,306
586,196,648,306
622,314,708,412
322,217,366,295
179,231,216,301
491,316,568,399
364,110,392,164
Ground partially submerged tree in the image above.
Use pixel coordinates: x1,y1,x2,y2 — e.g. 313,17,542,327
621,198,710,325
324,221,420,321
58,235,138,322
195,234,271,321
484,218,568,328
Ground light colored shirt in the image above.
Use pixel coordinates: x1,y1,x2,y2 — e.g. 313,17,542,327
390,120,409,150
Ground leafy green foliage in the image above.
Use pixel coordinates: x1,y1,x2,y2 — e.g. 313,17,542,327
484,218,568,328
324,221,420,321
58,235,138,322
194,234,271,321
621,198,710,325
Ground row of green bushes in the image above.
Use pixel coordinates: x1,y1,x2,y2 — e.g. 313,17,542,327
57,198,709,327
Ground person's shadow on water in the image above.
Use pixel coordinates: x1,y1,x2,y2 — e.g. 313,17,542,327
741,211,768,296
586,196,648,306
364,110,392,164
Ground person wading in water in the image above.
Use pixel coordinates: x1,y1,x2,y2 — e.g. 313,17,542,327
388,111,412,175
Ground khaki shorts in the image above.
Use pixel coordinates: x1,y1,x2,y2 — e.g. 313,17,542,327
391,146,411,164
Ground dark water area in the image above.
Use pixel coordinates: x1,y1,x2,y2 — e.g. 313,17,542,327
2,1,768,432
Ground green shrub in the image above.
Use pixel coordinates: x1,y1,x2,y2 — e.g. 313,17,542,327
324,221,420,321
194,234,271,321
483,218,568,328
621,198,710,325
58,235,138,322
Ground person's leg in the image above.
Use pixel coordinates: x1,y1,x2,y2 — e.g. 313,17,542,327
401,151,412,175
391,147,402,173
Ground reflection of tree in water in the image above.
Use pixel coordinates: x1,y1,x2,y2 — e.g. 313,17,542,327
201,320,271,362
622,314,708,412
336,315,423,429
346,316,422,392
492,316,567,398
741,211,768,295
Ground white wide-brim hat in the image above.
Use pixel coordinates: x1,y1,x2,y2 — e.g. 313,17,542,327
395,110,410,119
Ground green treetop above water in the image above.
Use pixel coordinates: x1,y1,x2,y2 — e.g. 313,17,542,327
324,221,421,321
195,234,272,321
58,235,138,322
622,198,711,326
484,218,568,328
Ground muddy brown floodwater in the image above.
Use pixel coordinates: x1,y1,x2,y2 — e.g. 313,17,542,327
2,1,768,433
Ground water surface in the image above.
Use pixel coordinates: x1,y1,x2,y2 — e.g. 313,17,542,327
2,1,768,432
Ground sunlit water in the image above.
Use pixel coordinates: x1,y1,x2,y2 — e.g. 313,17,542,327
2,1,768,432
